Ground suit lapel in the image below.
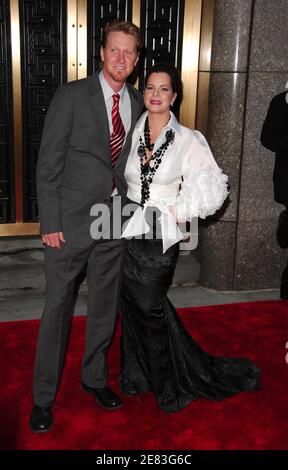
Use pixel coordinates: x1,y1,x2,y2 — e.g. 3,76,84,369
87,73,111,158
128,84,141,132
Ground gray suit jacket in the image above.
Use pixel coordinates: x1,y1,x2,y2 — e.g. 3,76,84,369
36,72,143,247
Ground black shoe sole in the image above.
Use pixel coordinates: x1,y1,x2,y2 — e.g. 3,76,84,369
81,384,123,410
121,389,139,397
120,386,142,397
95,398,123,410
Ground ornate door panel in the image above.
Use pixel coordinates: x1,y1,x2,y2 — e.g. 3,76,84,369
20,0,67,223
139,0,184,91
0,0,14,224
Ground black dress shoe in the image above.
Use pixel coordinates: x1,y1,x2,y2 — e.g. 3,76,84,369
29,405,53,433
81,383,123,410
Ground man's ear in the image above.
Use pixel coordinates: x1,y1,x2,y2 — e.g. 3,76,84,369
134,54,139,67
171,93,177,106
100,47,104,62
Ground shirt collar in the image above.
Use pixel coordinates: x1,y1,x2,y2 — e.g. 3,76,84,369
99,70,126,103
135,110,182,136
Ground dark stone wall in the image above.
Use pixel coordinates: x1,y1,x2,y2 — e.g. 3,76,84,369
200,0,288,290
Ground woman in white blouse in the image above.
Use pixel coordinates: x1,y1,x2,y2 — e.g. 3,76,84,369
120,64,260,413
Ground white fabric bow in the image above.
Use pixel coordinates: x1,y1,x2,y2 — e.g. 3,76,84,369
121,201,184,253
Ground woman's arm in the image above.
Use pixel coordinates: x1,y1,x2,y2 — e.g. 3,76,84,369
175,130,228,221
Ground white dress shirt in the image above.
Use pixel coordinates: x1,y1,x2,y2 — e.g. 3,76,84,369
99,70,131,196
122,111,228,253
99,70,131,136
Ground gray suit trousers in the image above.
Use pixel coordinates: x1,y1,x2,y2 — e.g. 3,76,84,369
33,237,123,408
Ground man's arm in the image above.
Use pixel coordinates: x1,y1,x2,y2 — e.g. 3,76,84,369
36,84,73,243
260,94,288,154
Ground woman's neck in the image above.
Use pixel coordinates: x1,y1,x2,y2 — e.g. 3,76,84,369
147,111,170,137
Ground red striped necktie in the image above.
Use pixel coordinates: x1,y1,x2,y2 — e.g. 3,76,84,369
110,93,126,167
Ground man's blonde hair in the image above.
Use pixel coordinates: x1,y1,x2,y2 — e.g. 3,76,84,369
101,19,143,53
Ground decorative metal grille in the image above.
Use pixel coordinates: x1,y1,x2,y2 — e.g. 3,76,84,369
20,0,67,221
0,0,14,223
139,0,184,92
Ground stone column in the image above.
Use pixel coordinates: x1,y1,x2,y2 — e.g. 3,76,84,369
199,0,288,290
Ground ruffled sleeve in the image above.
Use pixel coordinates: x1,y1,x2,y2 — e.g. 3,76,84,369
175,130,229,221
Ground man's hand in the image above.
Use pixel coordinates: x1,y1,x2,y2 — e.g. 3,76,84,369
42,232,66,249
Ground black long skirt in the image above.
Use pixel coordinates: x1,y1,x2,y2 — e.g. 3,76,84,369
120,213,260,413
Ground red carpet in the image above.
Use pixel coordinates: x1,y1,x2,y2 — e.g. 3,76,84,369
1,300,288,450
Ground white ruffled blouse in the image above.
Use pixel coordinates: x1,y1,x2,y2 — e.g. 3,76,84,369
122,111,228,252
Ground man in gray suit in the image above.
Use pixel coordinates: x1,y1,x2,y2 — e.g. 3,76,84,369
29,20,143,433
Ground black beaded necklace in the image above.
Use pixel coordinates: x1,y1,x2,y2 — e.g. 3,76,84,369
144,115,154,151
138,116,175,208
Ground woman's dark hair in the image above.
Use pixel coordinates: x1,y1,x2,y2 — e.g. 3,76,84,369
144,63,183,106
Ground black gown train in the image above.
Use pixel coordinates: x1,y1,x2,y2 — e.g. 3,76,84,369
120,222,261,413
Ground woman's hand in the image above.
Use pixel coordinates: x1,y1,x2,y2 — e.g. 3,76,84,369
168,206,187,224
